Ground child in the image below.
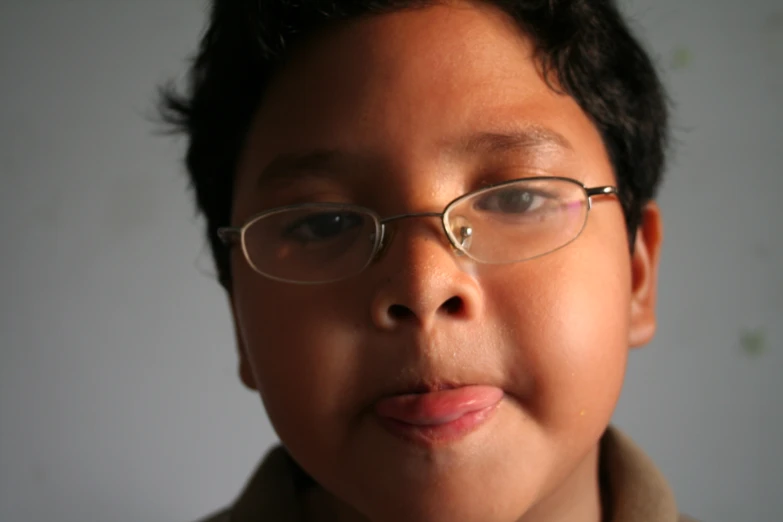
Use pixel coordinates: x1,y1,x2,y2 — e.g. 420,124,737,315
161,1,695,520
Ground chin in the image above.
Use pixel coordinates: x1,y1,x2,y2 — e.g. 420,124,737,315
337,452,536,522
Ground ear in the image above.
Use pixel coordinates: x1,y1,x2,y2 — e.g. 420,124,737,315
228,293,259,391
628,202,663,348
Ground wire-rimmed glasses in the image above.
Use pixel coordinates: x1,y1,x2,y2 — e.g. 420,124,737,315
218,176,618,284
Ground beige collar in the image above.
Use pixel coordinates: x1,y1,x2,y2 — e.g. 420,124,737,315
598,427,683,522
217,427,687,522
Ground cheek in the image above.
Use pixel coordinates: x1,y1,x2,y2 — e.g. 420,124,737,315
232,267,365,438
489,242,632,428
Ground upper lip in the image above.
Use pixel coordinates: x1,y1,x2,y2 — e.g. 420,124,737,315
382,380,470,397
366,339,505,401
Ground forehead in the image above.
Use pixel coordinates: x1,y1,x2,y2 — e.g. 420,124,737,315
239,1,610,198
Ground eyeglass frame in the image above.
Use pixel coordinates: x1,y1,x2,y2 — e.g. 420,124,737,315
217,176,619,285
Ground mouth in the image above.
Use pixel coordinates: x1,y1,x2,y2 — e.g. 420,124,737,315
374,385,504,446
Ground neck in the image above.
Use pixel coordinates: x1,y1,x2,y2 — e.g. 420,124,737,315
302,485,368,522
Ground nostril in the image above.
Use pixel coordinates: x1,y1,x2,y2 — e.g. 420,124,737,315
388,304,415,320
441,296,464,315
382,296,467,325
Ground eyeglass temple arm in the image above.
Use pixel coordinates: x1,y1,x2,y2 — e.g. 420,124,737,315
585,186,618,210
217,227,241,246
586,186,618,198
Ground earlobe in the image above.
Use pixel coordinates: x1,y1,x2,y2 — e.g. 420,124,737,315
228,293,259,391
628,202,663,348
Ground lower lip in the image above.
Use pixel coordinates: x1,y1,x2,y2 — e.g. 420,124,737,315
374,385,503,446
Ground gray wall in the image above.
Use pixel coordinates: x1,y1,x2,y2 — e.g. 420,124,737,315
1,1,780,521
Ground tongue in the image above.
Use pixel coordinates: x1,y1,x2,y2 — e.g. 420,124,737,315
375,385,503,426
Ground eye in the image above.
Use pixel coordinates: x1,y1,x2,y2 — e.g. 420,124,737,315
283,211,365,242
474,187,551,214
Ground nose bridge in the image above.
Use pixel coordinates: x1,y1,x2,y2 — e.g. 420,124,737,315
380,210,444,228
379,211,452,254
370,210,481,332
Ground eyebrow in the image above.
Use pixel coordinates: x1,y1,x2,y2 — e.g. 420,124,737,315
257,149,357,189
449,126,574,156
256,125,573,187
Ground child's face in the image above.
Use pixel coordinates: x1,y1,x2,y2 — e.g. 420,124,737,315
229,2,661,520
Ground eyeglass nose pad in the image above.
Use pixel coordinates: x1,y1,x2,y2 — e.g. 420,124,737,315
369,224,391,259
448,215,473,256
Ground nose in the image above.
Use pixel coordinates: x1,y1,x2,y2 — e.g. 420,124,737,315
369,217,483,332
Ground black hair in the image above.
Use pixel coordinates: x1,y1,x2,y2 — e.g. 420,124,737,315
159,0,669,290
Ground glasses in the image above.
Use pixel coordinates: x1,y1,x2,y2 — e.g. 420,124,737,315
218,176,618,284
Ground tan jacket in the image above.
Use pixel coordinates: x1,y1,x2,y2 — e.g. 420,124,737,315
199,427,696,522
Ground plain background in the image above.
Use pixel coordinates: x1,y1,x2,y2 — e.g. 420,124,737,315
1,1,781,521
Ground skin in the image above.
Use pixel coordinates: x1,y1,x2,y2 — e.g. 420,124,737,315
227,2,663,521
